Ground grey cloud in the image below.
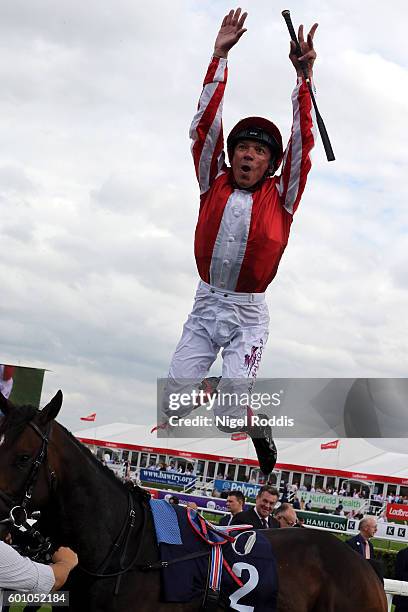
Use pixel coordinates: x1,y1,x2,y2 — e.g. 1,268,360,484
0,165,38,195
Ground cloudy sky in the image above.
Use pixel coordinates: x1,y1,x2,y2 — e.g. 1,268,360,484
0,0,407,434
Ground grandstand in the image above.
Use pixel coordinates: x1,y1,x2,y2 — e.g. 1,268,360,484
75,422,408,499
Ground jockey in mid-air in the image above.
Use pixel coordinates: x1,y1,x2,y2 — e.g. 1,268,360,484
160,7,318,476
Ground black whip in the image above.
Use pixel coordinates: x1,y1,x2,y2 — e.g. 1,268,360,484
282,10,335,162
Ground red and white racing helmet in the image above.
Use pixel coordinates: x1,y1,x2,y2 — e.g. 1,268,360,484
227,117,284,173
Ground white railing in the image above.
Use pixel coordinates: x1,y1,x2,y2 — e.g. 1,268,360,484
384,579,408,611
183,475,215,495
183,476,200,494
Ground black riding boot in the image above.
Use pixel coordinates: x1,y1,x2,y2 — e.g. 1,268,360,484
245,414,277,476
200,378,278,476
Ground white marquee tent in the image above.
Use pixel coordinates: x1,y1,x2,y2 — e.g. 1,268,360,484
75,421,408,483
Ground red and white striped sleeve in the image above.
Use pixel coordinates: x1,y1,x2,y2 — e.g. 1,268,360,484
189,56,228,195
276,77,316,215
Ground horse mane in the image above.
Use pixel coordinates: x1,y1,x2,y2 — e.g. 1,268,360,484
56,422,150,502
56,421,128,488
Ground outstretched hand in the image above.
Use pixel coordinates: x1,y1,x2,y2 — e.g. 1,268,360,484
213,8,248,59
289,23,318,77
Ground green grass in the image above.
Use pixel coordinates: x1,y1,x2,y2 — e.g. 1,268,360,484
9,607,51,612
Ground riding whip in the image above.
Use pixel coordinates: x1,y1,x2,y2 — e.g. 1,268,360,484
282,10,335,162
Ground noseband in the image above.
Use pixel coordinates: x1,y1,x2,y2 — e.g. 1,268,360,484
0,420,56,527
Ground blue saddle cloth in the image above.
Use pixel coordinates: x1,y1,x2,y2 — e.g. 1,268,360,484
149,500,278,610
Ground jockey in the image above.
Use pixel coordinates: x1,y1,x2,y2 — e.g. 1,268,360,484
160,8,318,476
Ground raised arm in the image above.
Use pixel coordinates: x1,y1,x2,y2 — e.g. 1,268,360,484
189,8,247,195
277,23,318,215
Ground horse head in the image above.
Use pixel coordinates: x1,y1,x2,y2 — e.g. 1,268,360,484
0,391,63,536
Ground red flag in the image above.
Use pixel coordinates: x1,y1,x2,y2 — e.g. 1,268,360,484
321,439,339,450
80,412,96,422
231,432,248,441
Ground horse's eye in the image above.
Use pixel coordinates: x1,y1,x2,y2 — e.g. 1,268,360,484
15,454,32,466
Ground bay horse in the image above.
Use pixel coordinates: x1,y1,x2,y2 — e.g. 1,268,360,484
0,392,387,612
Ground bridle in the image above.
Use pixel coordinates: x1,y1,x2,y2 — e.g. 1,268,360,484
0,421,56,528
0,416,151,592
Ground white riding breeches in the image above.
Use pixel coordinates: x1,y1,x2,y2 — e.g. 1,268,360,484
162,280,269,421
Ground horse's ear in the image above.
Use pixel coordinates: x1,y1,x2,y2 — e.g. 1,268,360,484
0,392,14,416
39,390,63,424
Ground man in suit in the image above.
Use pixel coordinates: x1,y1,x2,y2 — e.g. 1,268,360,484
219,491,245,526
274,502,298,528
346,516,384,582
346,517,377,559
394,547,408,611
231,485,279,529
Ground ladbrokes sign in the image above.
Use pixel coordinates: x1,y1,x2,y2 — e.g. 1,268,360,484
386,503,408,521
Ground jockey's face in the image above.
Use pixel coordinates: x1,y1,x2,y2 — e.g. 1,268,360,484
232,139,272,189
256,491,278,518
226,494,243,516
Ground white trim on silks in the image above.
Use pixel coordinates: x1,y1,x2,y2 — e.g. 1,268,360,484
199,104,224,194
283,81,302,214
209,190,254,291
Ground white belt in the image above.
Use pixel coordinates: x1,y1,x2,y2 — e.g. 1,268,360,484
198,280,265,304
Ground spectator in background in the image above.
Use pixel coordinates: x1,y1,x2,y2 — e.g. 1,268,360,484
346,517,384,583
122,459,130,479
279,482,288,502
168,495,180,505
305,500,312,511
293,497,301,510
393,547,408,612
219,491,246,526
274,503,298,528
231,486,279,529
346,517,377,559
